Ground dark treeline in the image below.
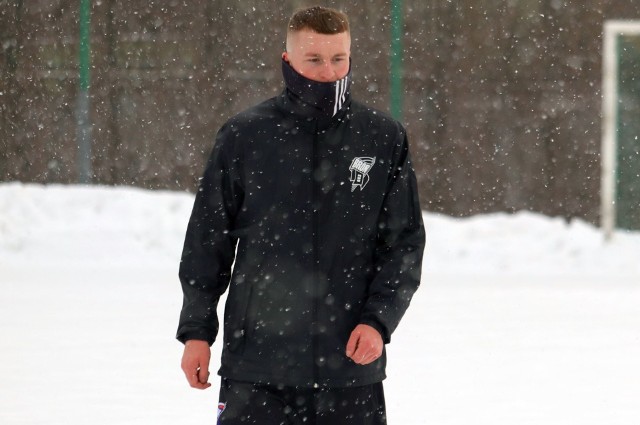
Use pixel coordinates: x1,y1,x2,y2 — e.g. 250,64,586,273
2,0,640,223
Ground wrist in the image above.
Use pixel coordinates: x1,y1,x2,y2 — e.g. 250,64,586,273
185,339,209,347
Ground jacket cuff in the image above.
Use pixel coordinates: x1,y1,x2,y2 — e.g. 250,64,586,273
359,317,390,344
176,329,215,346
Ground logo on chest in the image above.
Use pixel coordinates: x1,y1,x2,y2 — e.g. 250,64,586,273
349,156,376,192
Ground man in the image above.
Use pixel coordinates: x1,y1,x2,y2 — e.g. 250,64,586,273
177,6,425,424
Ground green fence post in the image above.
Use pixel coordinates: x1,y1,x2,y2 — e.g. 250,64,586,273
77,0,92,183
390,0,403,121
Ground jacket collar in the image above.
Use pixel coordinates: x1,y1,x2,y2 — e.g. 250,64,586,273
279,59,352,131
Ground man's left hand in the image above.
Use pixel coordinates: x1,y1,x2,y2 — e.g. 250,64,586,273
345,324,383,365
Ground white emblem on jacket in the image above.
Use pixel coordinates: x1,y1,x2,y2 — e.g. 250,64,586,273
349,157,376,192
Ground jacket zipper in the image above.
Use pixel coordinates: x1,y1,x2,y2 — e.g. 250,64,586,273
312,120,319,388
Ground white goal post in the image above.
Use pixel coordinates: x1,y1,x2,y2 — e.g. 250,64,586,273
601,20,640,240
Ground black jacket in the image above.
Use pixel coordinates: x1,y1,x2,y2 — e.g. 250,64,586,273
177,88,425,388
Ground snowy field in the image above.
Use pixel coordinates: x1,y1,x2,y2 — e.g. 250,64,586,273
1,182,639,425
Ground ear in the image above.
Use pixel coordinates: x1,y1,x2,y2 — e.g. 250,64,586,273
282,51,289,62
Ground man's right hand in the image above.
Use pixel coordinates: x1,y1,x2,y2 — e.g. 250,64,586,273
181,339,212,389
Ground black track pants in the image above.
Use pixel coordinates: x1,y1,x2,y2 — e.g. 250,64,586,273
216,378,387,425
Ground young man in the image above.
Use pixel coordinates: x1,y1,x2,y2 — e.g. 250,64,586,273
177,6,425,424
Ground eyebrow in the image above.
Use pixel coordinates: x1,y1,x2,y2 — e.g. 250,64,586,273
303,52,348,57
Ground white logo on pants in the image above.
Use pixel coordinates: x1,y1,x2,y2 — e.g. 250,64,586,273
217,402,226,422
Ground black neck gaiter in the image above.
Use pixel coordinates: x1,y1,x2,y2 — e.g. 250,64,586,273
282,58,352,117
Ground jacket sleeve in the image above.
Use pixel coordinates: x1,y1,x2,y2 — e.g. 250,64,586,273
176,124,243,345
359,129,425,344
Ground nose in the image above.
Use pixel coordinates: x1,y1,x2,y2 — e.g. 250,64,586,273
318,62,336,82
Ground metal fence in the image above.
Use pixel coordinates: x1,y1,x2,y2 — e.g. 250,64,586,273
2,0,640,224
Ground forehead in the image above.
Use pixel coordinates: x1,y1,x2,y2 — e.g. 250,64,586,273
288,29,351,53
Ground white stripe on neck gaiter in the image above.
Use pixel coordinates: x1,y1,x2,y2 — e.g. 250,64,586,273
341,76,348,105
333,79,341,116
333,76,348,117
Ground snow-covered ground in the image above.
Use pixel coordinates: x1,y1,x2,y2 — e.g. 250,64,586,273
1,182,639,424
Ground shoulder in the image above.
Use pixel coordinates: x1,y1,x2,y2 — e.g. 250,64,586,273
212,96,282,155
351,100,405,135
222,96,283,134
348,100,406,139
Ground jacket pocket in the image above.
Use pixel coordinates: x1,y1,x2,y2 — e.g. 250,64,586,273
225,282,253,354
